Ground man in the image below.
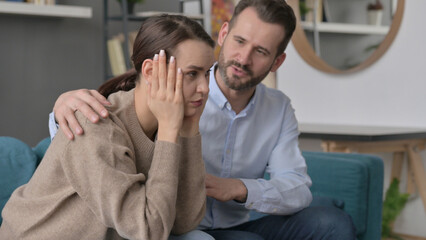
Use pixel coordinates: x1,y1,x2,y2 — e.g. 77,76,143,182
50,0,356,239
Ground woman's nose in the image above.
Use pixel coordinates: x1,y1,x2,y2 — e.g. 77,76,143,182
197,77,209,94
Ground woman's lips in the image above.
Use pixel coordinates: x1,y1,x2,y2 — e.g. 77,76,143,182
190,99,203,107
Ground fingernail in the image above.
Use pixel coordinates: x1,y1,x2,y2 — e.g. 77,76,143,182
170,56,175,63
178,68,182,74
75,127,82,134
159,50,165,57
101,110,108,117
91,115,98,122
153,54,158,61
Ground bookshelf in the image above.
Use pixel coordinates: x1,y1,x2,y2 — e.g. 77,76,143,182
0,2,92,19
103,0,204,80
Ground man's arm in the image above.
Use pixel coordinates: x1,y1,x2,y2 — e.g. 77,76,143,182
49,89,111,139
205,101,312,215
241,103,312,215
205,174,248,202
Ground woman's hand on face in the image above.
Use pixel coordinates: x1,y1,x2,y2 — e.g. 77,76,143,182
180,100,206,138
147,50,184,143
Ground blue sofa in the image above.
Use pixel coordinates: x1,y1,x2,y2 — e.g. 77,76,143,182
0,136,384,240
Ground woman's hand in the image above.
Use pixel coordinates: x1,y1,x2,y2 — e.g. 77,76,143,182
180,101,206,138
147,50,184,143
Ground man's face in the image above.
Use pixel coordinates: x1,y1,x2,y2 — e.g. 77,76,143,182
217,7,286,91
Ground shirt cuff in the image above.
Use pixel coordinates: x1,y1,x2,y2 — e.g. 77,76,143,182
240,178,263,210
48,111,59,140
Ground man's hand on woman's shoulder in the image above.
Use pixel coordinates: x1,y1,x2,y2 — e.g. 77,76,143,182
53,89,111,140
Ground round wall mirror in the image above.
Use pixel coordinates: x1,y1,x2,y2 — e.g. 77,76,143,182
287,0,405,74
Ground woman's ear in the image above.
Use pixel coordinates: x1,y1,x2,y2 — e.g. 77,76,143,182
141,59,153,83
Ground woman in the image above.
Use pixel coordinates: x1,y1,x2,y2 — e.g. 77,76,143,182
0,15,215,240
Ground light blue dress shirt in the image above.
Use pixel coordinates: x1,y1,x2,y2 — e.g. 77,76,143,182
198,64,312,229
48,64,312,230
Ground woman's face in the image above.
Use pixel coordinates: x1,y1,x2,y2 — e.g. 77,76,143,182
174,39,215,117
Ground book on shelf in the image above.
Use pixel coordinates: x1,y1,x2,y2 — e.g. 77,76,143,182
107,32,138,77
115,31,138,56
107,37,126,77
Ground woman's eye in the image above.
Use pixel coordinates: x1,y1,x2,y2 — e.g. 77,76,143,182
205,69,211,77
187,71,197,78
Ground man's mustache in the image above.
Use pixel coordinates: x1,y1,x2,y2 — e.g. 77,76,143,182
226,60,253,76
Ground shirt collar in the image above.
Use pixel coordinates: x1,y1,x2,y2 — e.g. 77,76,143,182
209,63,229,110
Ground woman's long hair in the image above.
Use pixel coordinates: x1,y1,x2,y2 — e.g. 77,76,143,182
99,15,215,98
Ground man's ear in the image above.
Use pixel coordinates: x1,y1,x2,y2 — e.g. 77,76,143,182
218,22,230,47
270,53,287,72
141,59,153,83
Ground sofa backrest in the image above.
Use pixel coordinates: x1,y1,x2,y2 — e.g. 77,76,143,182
0,137,40,225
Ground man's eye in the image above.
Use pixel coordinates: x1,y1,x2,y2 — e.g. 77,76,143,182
257,49,267,56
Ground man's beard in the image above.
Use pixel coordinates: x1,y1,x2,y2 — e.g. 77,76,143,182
218,49,272,91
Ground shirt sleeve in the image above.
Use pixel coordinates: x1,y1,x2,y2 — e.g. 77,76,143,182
59,112,182,240
48,112,59,140
240,102,312,215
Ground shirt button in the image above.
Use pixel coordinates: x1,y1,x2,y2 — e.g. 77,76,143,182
226,149,231,154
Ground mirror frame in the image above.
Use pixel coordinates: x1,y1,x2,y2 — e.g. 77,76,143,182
287,0,405,74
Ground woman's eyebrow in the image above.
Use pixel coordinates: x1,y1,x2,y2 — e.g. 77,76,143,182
185,65,204,71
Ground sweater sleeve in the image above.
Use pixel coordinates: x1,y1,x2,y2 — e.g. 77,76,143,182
171,134,206,235
59,112,181,240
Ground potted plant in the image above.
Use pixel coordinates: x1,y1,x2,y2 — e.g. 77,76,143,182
381,178,409,240
299,0,312,21
367,0,384,25
117,0,145,15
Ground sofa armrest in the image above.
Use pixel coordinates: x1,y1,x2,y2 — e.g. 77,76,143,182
303,151,384,240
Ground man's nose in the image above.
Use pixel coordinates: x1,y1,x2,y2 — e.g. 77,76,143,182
236,46,252,66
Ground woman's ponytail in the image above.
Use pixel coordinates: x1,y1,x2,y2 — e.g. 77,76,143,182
98,69,138,98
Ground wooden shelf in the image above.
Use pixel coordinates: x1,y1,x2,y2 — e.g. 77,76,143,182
0,2,92,19
302,21,390,35
135,11,204,20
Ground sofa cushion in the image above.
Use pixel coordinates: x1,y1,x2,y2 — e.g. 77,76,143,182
0,137,38,225
303,152,369,236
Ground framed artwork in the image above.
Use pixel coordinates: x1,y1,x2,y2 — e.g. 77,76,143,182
211,0,237,59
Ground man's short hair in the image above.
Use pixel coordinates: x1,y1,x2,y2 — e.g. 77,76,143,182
229,0,296,56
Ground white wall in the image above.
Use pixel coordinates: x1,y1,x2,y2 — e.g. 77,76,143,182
277,0,426,236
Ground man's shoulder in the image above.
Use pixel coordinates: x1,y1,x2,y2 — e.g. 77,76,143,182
257,83,292,106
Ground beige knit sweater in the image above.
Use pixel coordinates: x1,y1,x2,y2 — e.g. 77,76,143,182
0,90,206,240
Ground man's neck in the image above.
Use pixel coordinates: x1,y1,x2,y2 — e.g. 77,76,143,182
214,67,256,115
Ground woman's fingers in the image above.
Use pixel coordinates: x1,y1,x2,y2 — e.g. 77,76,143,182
151,53,159,93
167,56,176,96
158,50,167,91
175,68,183,102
